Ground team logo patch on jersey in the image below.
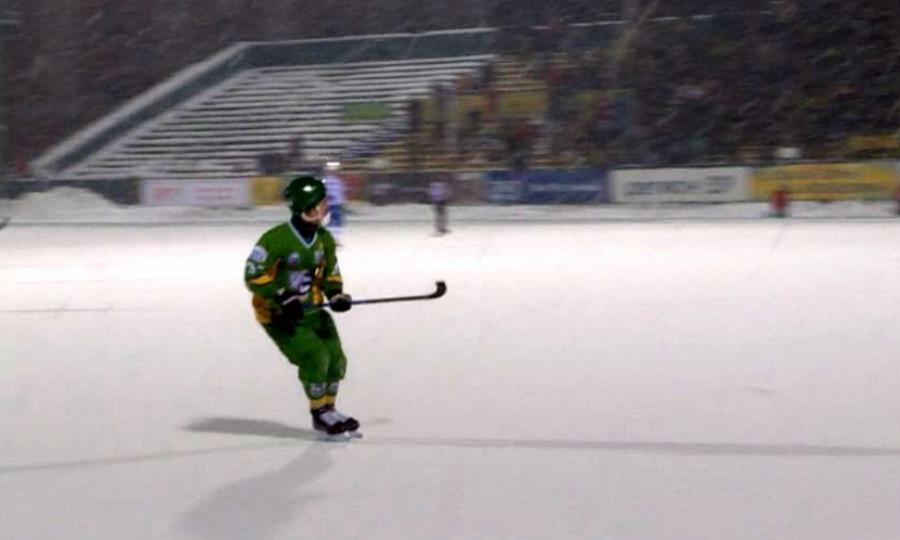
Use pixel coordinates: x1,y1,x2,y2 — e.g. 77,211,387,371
287,252,300,267
289,271,313,293
249,245,268,263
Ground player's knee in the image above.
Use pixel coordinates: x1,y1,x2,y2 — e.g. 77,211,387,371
305,382,327,399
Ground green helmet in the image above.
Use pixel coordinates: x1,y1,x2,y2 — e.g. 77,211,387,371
283,175,326,214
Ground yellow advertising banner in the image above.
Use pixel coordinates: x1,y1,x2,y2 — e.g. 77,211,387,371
751,162,899,201
250,175,286,206
846,134,898,154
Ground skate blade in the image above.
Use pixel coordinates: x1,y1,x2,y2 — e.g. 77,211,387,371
316,431,362,442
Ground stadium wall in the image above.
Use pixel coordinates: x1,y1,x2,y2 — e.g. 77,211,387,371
11,161,897,209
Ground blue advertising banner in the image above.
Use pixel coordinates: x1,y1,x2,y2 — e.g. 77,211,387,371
485,169,609,204
484,171,524,204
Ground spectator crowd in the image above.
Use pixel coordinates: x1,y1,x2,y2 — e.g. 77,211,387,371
401,0,898,170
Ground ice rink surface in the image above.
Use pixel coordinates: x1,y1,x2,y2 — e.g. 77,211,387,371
2,199,900,539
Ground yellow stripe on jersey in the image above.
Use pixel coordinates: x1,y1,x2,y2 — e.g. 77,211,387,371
248,273,275,285
248,259,280,285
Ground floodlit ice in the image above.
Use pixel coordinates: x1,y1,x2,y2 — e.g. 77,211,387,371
2,190,900,540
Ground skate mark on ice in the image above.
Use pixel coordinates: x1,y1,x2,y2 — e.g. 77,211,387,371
0,418,325,476
740,385,775,396
9,425,896,477
358,436,900,458
0,441,298,476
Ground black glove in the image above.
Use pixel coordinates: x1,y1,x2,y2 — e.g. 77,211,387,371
274,290,305,327
329,293,352,312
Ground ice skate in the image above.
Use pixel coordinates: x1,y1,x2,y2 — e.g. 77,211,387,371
311,407,349,440
330,407,362,438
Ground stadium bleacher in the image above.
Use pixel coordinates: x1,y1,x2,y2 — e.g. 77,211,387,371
59,55,495,181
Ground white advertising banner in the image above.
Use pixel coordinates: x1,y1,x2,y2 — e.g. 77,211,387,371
612,167,750,203
141,179,250,207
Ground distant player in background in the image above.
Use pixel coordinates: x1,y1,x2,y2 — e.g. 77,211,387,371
322,161,346,241
771,184,790,218
429,176,451,235
244,175,359,439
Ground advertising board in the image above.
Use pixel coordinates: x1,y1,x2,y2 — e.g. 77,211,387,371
612,167,749,203
485,169,609,204
751,162,898,201
249,175,285,206
141,179,249,207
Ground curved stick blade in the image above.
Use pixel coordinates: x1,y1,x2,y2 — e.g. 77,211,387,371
432,281,447,298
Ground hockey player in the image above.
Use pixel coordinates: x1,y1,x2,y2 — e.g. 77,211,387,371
771,184,790,218
322,162,346,240
244,175,359,438
429,177,451,235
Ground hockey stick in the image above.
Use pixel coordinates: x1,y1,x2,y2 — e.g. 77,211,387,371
324,280,447,308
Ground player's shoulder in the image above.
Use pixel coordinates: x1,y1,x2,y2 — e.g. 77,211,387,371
258,222,293,242
252,223,295,253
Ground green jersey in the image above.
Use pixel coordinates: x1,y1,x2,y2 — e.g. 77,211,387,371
244,222,343,324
